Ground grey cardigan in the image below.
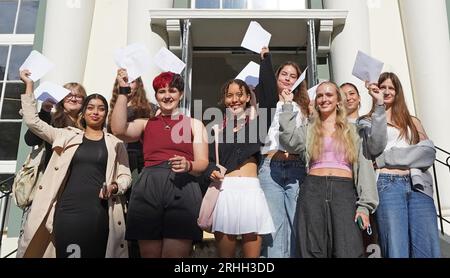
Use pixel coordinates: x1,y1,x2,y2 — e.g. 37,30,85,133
375,139,436,199
356,104,387,159
278,103,379,215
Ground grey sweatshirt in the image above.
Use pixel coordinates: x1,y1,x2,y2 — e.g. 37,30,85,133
356,104,387,159
278,103,379,215
375,139,436,198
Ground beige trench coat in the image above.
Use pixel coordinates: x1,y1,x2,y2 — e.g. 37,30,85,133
16,94,132,258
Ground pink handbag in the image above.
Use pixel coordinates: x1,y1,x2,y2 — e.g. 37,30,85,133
197,125,226,232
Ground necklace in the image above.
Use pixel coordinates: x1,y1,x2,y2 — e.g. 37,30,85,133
160,115,172,130
159,110,181,130
223,115,249,131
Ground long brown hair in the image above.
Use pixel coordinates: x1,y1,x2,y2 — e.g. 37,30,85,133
52,82,87,128
275,61,309,117
108,77,153,131
365,72,419,144
306,81,358,164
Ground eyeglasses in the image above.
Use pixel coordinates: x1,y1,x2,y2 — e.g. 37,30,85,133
65,94,84,101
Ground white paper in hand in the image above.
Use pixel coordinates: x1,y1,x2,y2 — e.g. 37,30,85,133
307,83,319,101
114,43,152,82
291,66,308,92
241,21,272,54
153,47,186,74
235,61,260,87
34,81,70,103
19,50,55,82
352,50,384,83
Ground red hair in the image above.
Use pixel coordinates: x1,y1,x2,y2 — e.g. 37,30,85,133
152,72,175,92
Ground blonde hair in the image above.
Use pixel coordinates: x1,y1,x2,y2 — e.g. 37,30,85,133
306,81,358,164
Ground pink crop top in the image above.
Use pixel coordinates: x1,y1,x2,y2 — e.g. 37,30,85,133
309,137,352,172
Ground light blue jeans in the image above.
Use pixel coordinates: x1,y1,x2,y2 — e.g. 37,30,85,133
258,157,306,258
375,173,441,258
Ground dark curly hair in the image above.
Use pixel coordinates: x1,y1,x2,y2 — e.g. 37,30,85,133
218,79,252,111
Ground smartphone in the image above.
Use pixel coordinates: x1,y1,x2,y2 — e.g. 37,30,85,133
102,182,107,198
357,216,364,230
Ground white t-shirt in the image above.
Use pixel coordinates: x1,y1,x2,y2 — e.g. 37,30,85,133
384,125,411,151
261,101,306,154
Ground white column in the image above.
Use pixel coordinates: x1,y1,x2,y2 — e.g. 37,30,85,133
82,0,128,102
398,0,450,149
41,0,95,84
323,0,372,114
399,0,450,226
127,0,173,102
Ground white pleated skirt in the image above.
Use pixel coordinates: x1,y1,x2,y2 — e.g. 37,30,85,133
212,177,275,235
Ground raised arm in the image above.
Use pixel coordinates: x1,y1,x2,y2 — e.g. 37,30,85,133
20,70,61,145
255,47,278,110
357,82,388,157
24,107,51,146
278,103,307,154
110,69,147,142
357,104,387,157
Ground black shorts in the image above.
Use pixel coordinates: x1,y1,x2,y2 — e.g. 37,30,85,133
125,162,203,241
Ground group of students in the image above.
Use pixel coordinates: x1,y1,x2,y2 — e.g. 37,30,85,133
15,46,440,258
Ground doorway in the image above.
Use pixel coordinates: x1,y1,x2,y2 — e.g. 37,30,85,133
191,49,308,117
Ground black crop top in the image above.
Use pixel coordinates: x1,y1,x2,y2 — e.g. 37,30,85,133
202,117,262,181
199,54,284,188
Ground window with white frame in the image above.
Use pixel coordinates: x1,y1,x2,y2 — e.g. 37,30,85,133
0,0,38,173
193,0,306,9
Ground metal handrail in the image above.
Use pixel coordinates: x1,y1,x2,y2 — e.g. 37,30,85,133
3,248,17,258
0,174,14,258
432,146,450,235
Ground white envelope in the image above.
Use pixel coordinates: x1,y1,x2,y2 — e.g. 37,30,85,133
235,61,260,87
153,47,186,74
352,50,384,83
19,50,55,82
307,83,319,101
34,81,71,103
241,21,272,54
291,66,308,92
114,43,152,82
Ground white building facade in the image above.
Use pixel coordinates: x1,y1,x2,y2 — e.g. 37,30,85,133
1,0,450,255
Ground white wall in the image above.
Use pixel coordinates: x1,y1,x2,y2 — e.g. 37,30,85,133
367,0,415,114
127,0,174,104
399,0,450,223
323,0,372,115
41,0,95,85
83,0,173,103
83,0,128,102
